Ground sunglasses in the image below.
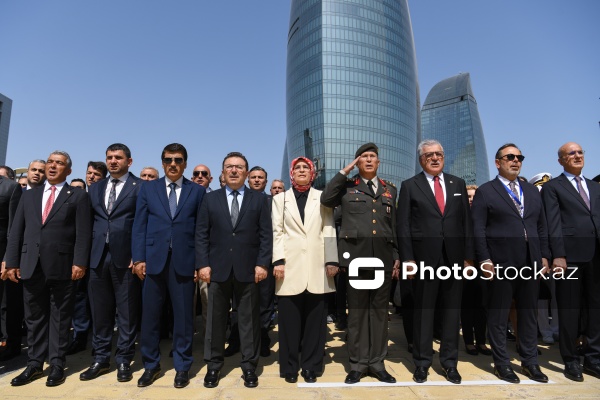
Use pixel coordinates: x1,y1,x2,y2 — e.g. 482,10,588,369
499,154,525,162
193,170,209,177
162,157,185,165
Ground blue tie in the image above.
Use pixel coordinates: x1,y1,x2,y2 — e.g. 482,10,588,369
168,182,177,218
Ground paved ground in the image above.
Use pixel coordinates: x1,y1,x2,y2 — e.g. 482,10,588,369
1,312,599,399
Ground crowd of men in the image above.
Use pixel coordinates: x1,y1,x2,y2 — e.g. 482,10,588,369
0,139,598,390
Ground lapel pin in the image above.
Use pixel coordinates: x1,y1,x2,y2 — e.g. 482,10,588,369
133,182,136,185
449,181,453,184
67,191,71,194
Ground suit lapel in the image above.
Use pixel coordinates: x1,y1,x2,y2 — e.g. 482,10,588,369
285,189,305,232
97,178,109,215
415,173,442,216
235,186,252,228
491,178,521,217
157,177,172,217
586,177,599,209
443,174,455,213
217,188,233,228
111,175,138,212
34,186,44,223
558,174,589,211
173,179,192,219
44,184,73,225
303,188,319,230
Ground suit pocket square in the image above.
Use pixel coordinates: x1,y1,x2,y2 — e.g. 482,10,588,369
453,193,461,196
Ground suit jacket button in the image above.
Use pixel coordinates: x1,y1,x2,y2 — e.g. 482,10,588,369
373,230,377,235
373,209,376,213
232,233,236,236
230,248,233,251
373,220,376,224
373,199,376,203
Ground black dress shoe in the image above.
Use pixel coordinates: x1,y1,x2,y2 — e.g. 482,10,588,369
137,368,161,387
0,346,21,361
506,330,516,342
370,369,396,383
442,367,462,384
242,369,258,388
46,365,66,387
80,362,110,381
477,345,493,356
174,370,190,388
344,370,366,384
583,362,600,379
224,343,240,357
494,365,520,383
11,365,44,386
65,338,87,355
465,345,478,356
301,369,317,383
564,361,583,382
284,373,298,383
413,366,429,383
117,363,132,382
522,364,548,383
204,369,220,388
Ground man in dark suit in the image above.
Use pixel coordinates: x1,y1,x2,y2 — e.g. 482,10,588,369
471,143,550,384
5,151,92,386
0,174,23,361
397,139,473,384
197,152,272,389
79,143,142,383
131,143,205,388
321,142,398,384
541,142,600,381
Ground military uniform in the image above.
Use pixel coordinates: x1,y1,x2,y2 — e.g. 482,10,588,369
321,171,398,374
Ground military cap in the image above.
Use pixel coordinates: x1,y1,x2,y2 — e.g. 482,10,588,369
355,142,378,159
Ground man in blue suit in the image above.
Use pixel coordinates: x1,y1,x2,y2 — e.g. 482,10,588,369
197,152,272,389
132,143,205,388
79,143,142,383
471,143,550,384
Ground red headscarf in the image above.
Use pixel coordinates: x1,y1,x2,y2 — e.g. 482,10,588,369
289,156,315,193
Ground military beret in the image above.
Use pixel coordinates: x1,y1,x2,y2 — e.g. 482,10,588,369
355,142,378,159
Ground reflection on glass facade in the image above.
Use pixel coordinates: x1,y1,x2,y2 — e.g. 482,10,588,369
284,0,420,189
0,93,12,165
421,73,489,186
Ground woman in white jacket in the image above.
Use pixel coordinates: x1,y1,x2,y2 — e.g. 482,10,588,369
272,156,338,384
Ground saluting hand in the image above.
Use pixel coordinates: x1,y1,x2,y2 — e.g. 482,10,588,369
342,157,360,175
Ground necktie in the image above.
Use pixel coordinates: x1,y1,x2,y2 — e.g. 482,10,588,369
508,181,522,214
434,176,445,214
106,178,119,214
575,176,590,209
367,180,376,196
168,182,177,218
231,190,239,226
42,185,56,224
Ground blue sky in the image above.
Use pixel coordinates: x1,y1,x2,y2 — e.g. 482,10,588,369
1,0,598,186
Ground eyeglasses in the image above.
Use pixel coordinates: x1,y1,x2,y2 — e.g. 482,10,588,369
193,170,209,177
564,150,585,158
224,164,246,171
421,151,444,160
499,154,525,162
162,157,185,165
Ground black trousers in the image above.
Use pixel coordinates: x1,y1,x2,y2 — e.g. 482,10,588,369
556,248,600,364
399,278,414,346
461,279,487,346
88,245,141,364
1,279,24,350
346,270,391,373
277,291,327,375
487,272,539,366
205,276,260,372
23,264,75,368
413,265,463,368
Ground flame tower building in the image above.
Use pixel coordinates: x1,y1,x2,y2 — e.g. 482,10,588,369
284,0,420,188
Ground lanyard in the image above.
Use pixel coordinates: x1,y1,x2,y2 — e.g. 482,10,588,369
502,182,524,216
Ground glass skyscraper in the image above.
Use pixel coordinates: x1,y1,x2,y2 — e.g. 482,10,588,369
421,73,489,186
284,0,420,189
0,93,12,165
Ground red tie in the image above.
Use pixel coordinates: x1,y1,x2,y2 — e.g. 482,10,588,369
42,186,56,224
434,176,445,214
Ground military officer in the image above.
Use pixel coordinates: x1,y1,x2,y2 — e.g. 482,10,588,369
321,142,399,384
